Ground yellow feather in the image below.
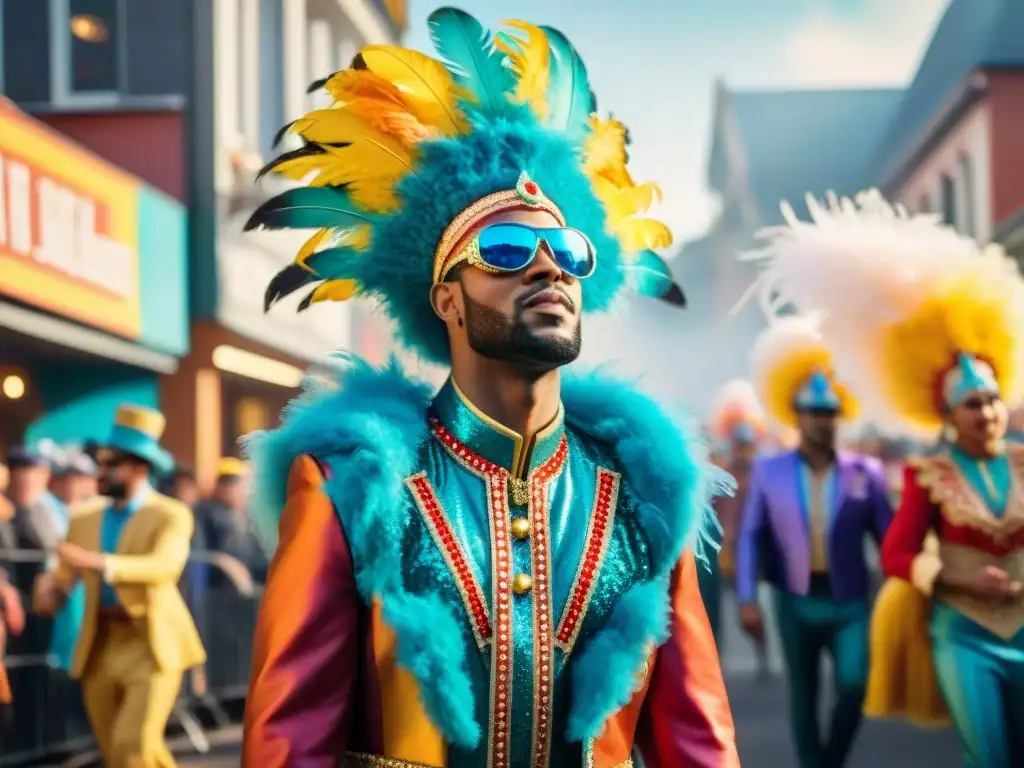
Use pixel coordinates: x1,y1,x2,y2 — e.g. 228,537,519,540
270,153,327,182
291,110,416,213
601,182,662,221
582,116,628,177
496,21,550,119
326,69,405,107
296,226,373,272
611,217,674,251
341,98,433,147
309,279,358,305
296,229,333,272
359,45,470,135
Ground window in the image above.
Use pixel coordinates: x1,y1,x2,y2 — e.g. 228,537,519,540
959,152,976,237
51,0,124,102
68,0,119,92
940,173,956,228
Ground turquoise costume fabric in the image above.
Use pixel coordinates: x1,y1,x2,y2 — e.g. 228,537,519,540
99,488,149,606
773,582,869,768
402,380,653,765
246,356,727,754
930,602,1024,768
931,449,1024,768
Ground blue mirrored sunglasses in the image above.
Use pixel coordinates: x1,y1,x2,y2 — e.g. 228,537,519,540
451,223,597,280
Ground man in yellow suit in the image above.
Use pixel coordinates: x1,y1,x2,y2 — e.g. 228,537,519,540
35,405,206,768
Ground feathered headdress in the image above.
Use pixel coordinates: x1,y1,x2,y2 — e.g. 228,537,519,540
709,379,767,444
247,7,685,363
751,315,860,429
740,190,1024,437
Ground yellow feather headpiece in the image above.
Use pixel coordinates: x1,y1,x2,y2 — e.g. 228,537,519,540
751,316,860,429
249,8,685,364
740,190,1024,437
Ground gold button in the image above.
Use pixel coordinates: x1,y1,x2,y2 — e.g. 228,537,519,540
510,517,530,539
512,573,533,595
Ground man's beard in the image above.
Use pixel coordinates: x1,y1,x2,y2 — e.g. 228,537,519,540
464,292,581,367
99,477,128,500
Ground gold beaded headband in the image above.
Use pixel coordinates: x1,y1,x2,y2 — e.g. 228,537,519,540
432,171,566,284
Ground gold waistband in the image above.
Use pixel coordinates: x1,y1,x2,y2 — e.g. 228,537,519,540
936,543,1024,639
343,754,440,768
344,753,633,768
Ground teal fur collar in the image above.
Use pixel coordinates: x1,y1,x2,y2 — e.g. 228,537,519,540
245,355,725,747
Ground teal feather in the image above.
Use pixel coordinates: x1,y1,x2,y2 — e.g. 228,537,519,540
302,246,363,279
427,7,515,112
623,250,686,307
244,187,374,232
540,25,595,142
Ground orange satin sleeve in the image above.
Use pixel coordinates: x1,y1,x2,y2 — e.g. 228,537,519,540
242,455,360,768
638,550,740,767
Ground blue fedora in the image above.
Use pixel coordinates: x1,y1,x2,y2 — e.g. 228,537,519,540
105,405,174,475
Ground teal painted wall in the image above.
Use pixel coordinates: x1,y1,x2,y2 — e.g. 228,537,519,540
25,362,160,446
137,186,189,356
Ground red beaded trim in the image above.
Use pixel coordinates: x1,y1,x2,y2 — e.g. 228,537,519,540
485,473,513,768
555,468,620,654
528,441,567,767
405,473,492,649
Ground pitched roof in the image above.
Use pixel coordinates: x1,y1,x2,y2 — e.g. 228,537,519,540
722,87,903,225
874,0,1024,184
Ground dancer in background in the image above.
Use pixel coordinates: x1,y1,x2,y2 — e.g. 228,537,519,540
735,316,892,768
742,189,1024,768
705,380,766,657
241,8,738,767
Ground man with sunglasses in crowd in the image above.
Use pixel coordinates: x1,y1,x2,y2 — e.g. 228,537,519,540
242,12,737,767
34,405,205,768
736,364,893,768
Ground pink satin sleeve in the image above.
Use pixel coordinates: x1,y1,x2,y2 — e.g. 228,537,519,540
638,551,740,767
242,455,359,767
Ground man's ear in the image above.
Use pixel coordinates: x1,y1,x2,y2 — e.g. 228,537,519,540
430,281,463,324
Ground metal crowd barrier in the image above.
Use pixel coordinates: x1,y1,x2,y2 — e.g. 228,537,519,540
0,549,261,767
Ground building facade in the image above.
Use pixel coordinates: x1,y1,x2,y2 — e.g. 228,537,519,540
1,0,405,485
0,95,187,453
687,0,1024,414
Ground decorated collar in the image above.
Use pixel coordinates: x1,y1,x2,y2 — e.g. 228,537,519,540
430,377,565,480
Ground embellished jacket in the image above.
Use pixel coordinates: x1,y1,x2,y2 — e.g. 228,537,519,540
242,360,738,768
881,445,1024,639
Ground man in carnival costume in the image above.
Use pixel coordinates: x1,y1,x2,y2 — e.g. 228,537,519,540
744,190,1024,768
240,8,738,768
734,315,893,768
703,381,766,646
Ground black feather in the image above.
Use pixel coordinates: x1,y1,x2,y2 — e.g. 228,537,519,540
660,283,686,308
244,187,370,232
351,53,367,70
307,74,334,94
264,265,318,312
254,144,326,184
271,121,296,150
297,285,321,312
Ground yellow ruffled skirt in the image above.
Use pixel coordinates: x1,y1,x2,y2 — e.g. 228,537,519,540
863,577,950,727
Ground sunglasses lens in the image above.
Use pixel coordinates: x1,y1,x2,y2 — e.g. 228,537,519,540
477,224,539,271
538,228,595,278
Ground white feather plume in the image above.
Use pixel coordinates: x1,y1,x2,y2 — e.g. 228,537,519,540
737,189,1024,433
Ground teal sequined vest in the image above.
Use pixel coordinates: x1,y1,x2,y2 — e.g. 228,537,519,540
390,379,652,767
